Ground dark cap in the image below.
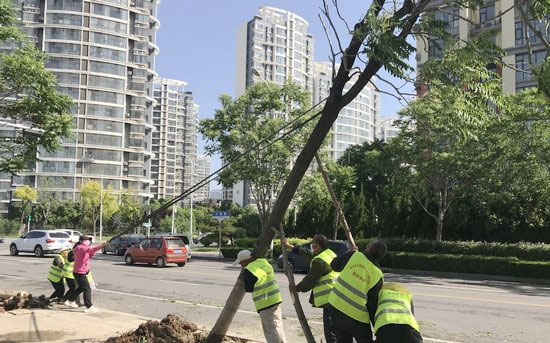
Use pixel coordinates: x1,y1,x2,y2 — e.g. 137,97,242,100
79,235,92,242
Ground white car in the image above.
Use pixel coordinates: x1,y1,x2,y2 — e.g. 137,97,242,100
63,230,94,244
10,230,73,257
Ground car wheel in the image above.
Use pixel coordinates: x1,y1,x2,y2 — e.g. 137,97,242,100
34,245,44,257
177,262,186,267
156,257,166,268
115,247,120,256
9,244,18,256
102,247,106,254
125,254,134,265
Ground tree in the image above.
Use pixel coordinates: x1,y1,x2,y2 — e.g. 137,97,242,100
80,181,118,237
14,185,37,228
117,190,143,234
36,177,59,227
200,80,312,225
207,1,494,340
0,0,73,173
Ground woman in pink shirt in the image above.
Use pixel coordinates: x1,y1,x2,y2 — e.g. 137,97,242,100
70,235,106,313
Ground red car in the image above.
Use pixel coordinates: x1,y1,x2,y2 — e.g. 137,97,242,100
124,236,187,268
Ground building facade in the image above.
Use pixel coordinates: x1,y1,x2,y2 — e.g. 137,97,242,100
416,0,549,94
314,62,380,161
152,78,198,203
228,6,315,206
375,115,400,142
194,154,210,202
0,0,161,214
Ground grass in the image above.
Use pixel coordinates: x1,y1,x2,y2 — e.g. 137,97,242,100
193,247,219,252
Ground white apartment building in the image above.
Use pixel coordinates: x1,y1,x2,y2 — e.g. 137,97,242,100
228,6,315,207
194,154,211,202
0,0,161,214
314,62,380,161
152,78,198,203
375,116,400,142
417,0,549,94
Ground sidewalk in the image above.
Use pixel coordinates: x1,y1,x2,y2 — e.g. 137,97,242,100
0,305,152,343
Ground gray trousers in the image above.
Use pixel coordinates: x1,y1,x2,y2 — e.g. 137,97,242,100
259,304,287,343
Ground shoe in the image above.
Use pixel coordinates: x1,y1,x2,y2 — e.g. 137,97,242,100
84,306,98,313
64,300,78,308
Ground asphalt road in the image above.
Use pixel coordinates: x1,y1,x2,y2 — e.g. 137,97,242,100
1,241,549,343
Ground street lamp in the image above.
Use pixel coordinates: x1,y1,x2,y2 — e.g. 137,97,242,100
177,154,194,239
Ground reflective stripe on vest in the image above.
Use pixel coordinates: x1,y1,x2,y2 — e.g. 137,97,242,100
328,251,383,323
63,259,75,279
47,255,65,283
245,258,282,312
311,248,339,307
373,285,420,333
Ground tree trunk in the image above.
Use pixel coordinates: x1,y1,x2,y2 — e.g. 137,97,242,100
333,210,339,240
435,192,444,243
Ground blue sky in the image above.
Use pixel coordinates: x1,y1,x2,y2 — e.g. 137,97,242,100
155,1,415,187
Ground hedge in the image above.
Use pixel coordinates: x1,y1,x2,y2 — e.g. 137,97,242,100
355,238,550,262
233,237,311,257
384,252,550,279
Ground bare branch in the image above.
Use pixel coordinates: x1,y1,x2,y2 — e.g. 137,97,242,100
331,0,352,33
319,13,339,81
413,191,438,220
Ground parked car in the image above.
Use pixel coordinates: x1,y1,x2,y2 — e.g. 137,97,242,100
277,240,350,272
103,234,145,256
63,230,94,244
124,236,188,268
158,234,192,260
10,230,73,257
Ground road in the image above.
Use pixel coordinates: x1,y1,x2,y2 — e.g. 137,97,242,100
0,241,549,343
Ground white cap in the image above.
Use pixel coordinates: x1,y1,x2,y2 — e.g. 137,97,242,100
233,249,252,265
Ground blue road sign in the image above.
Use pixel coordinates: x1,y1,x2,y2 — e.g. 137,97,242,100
212,211,231,221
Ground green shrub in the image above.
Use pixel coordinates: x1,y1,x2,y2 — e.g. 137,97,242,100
220,246,243,259
355,238,550,262
385,251,550,279
0,218,19,236
200,236,214,247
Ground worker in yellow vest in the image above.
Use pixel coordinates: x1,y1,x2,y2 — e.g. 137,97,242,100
62,249,79,308
47,247,70,304
235,250,287,343
328,240,387,343
374,283,423,343
283,234,339,343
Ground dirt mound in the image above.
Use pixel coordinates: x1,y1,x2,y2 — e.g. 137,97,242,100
104,314,246,343
0,291,51,312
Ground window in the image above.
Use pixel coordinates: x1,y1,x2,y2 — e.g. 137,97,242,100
87,104,123,118
86,119,123,133
166,239,185,248
46,28,81,41
47,0,82,11
428,38,444,58
140,239,151,249
435,8,459,28
90,17,127,33
90,32,126,48
47,13,82,26
85,133,122,147
89,46,126,62
88,90,124,104
84,148,121,161
57,87,79,99
53,72,80,85
89,61,126,76
49,232,70,238
516,50,548,80
479,4,495,23
46,57,80,70
46,42,81,55
150,239,162,249
88,75,124,90
515,20,549,46
91,3,127,20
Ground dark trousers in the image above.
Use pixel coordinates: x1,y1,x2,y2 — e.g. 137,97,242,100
73,273,92,308
375,325,423,343
330,305,374,343
49,280,65,299
63,278,78,302
322,306,337,343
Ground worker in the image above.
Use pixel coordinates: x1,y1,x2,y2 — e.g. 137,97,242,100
328,240,387,343
373,282,423,343
282,234,339,343
234,249,287,343
47,247,70,304
71,235,106,313
62,248,79,308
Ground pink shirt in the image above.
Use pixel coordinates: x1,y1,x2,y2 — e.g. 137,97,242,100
73,244,103,274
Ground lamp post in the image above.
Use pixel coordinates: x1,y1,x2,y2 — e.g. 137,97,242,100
178,154,194,239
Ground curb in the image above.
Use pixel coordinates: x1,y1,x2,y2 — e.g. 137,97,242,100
191,254,233,262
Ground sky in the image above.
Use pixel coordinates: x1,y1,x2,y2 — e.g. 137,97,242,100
155,1,416,189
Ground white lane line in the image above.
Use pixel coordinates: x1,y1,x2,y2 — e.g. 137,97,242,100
0,273,24,279
158,280,202,286
409,283,507,294
415,292,550,308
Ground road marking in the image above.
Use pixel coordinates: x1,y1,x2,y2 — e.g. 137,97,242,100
0,257,46,264
415,292,550,308
409,283,507,294
424,338,465,343
158,280,202,286
0,273,24,279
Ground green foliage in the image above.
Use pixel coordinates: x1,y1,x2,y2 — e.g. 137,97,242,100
0,217,19,236
14,185,37,225
386,252,550,279
80,181,119,235
220,246,245,259
0,0,73,173
200,81,312,223
200,236,214,247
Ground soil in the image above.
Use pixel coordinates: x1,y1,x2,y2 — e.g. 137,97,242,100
104,314,247,343
0,291,51,312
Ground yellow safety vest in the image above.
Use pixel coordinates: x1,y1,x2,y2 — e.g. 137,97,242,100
47,255,66,283
328,251,383,323
374,283,420,333
245,258,282,312
311,248,339,308
63,257,74,279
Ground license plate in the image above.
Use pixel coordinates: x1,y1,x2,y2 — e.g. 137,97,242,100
174,249,181,253
60,240,66,243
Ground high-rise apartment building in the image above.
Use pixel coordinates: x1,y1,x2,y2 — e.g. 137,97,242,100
152,78,198,203
194,154,210,202
228,6,315,207
314,62,380,161
416,0,548,94
375,115,400,142
0,0,161,214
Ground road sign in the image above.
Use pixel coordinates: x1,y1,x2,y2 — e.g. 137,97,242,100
212,211,231,221
143,220,151,228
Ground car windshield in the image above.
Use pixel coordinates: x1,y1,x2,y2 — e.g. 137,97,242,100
50,232,70,238
166,239,185,248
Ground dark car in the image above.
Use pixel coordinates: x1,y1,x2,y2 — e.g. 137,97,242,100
277,240,350,272
103,234,145,256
